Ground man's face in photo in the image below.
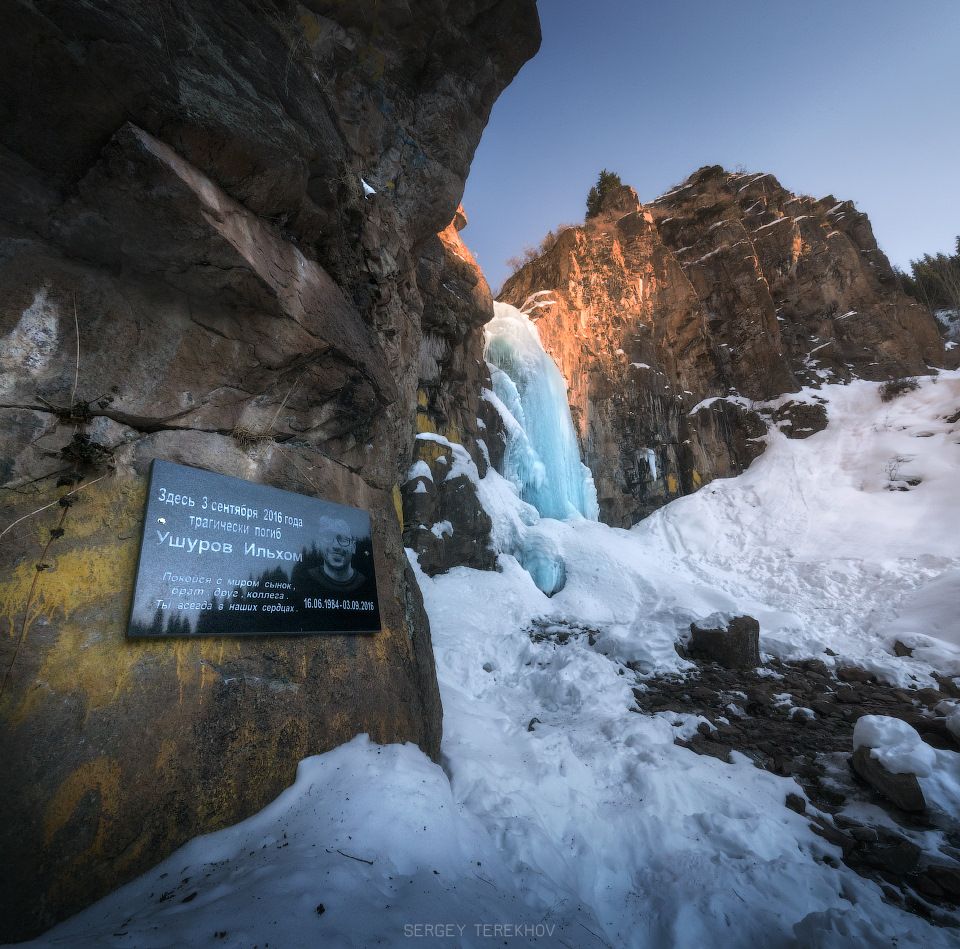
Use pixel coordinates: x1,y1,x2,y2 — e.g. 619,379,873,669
321,524,355,571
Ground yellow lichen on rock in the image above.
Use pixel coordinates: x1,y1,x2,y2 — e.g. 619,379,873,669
44,757,121,852
416,390,464,444
373,621,405,666
0,478,251,725
413,437,449,469
195,715,310,831
298,9,323,45
392,483,404,527
155,738,178,774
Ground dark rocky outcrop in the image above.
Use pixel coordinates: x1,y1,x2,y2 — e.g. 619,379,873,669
688,615,761,669
0,0,539,940
770,400,830,439
499,169,945,526
401,206,499,575
632,657,959,918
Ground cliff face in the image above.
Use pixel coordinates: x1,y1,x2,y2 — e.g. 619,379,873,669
0,0,539,939
401,205,501,576
651,166,943,389
499,168,944,526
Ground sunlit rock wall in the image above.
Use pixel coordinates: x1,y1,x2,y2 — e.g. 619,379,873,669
499,169,944,526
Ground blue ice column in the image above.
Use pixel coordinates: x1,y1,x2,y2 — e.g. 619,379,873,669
484,302,599,522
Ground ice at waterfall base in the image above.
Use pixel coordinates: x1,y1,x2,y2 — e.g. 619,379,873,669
22,370,960,949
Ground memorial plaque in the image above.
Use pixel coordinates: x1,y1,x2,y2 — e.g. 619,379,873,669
127,460,382,637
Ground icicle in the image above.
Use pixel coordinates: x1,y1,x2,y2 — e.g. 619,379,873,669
643,448,658,481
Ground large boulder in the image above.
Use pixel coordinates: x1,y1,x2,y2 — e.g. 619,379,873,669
849,715,932,812
850,747,927,812
770,400,829,439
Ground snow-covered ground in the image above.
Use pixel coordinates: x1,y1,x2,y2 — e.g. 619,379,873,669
17,370,960,949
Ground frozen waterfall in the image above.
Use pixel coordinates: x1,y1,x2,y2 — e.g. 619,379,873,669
484,301,599,522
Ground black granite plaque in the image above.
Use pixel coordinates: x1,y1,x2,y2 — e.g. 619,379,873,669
127,460,382,637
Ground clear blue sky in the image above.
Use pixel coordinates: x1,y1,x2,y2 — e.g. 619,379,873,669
461,0,960,293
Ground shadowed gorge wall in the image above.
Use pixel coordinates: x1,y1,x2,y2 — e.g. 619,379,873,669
401,205,502,576
0,0,540,939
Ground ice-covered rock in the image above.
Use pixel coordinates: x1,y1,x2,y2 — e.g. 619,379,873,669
516,531,566,597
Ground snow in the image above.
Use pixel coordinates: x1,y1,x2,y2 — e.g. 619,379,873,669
653,375,960,679
688,394,751,414
755,217,790,232
21,370,960,949
687,245,725,264
878,566,960,648
915,748,960,835
946,704,960,742
855,711,960,831
407,459,434,483
853,715,937,776
415,433,480,487
518,290,557,317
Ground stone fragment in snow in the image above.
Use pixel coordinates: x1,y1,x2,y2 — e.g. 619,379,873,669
688,614,761,669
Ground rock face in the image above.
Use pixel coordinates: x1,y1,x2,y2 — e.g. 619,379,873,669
401,206,499,576
0,0,539,940
498,168,945,526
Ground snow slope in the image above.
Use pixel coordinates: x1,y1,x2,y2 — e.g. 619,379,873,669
16,371,960,949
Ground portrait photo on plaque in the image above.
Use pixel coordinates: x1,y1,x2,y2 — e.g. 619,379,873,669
127,460,382,637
